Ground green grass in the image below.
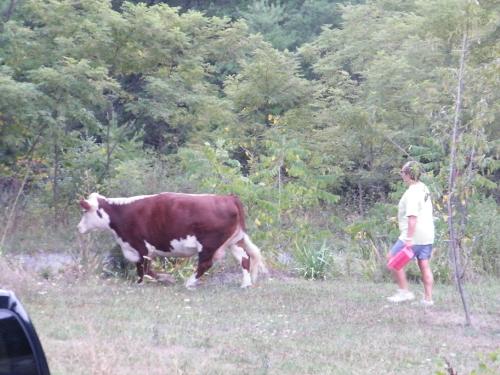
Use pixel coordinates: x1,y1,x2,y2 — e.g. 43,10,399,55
2,263,499,375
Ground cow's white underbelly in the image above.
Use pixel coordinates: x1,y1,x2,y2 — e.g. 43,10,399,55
145,235,203,258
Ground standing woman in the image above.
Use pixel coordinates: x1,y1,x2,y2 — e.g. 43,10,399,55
387,161,435,306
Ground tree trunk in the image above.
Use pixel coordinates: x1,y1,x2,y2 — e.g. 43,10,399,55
0,0,17,33
277,158,282,225
53,138,60,225
447,29,472,326
358,181,364,215
106,106,113,177
1,0,17,22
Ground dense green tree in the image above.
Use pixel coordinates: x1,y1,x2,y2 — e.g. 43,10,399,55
239,0,347,50
224,43,312,127
300,0,498,208
122,0,354,50
0,68,43,169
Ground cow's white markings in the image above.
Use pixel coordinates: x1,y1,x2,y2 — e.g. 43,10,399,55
170,235,203,255
105,192,216,206
77,206,111,234
230,245,252,288
115,237,140,263
107,194,157,205
144,236,203,259
185,274,198,289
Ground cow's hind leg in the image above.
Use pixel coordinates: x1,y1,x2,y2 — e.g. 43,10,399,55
186,253,214,289
230,241,252,288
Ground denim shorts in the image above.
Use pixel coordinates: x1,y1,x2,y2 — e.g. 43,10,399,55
390,240,433,260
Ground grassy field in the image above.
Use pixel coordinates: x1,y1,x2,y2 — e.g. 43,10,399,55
1,263,499,375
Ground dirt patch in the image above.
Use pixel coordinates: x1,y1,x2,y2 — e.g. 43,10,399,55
1,252,85,288
203,264,292,287
14,252,77,274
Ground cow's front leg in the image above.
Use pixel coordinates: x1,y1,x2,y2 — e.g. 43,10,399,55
135,254,155,283
142,257,157,282
136,262,144,283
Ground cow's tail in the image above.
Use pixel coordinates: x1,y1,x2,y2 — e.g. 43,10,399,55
232,195,267,282
243,233,268,283
232,194,247,232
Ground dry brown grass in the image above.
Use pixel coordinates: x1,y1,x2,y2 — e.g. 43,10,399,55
0,257,41,297
1,263,499,375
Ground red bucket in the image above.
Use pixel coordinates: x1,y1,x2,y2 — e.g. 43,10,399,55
387,245,414,271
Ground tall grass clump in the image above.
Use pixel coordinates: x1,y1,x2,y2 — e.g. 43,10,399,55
292,240,333,280
343,202,397,281
466,197,500,277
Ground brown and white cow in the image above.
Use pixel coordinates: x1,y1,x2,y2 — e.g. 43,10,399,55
77,192,266,288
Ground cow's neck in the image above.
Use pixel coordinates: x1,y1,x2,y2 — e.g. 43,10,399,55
98,199,128,237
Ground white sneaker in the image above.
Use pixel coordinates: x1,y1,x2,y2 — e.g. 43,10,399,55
387,289,415,303
420,299,434,306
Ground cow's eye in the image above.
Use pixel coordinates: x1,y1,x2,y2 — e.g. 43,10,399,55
96,210,103,218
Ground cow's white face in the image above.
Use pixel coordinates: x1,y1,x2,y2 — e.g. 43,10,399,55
77,193,110,234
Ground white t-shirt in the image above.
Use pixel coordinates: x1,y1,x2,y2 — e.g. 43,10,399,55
397,181,434,245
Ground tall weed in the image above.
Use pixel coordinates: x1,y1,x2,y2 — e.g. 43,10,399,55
466,197,500,276
292,240,333,280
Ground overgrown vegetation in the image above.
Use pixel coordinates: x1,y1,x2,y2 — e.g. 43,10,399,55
0,0,498,283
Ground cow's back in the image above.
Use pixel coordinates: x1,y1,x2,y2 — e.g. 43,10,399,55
125,193,241,253
158,193,239,227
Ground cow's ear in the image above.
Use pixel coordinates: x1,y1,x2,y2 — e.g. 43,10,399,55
80,199,92,211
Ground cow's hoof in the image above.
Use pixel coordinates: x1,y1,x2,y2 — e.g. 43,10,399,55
185,275,198,290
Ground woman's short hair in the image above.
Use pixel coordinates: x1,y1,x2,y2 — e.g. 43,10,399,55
401,161,422,181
